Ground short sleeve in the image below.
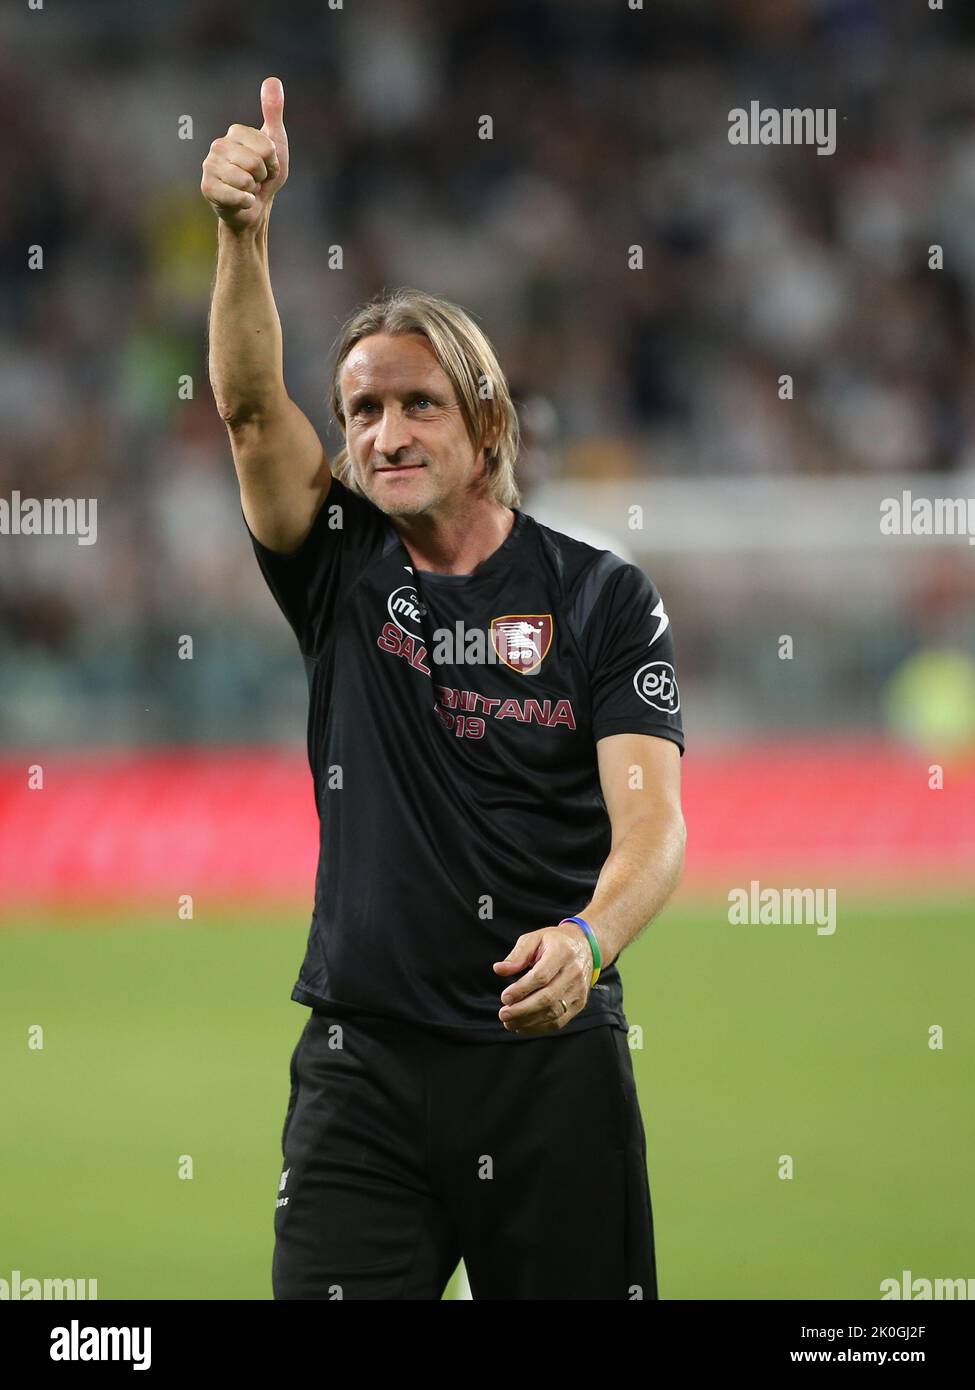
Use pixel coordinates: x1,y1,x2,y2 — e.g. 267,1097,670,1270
581,561,685,753
244,476,390,658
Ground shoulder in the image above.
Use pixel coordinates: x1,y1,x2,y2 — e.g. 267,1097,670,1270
294,473,395,562
324,474,388,531
526,514,655,628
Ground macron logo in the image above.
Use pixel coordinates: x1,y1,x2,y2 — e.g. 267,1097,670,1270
648,597,670,649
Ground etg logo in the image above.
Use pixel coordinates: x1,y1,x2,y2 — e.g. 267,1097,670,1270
634,661,679,713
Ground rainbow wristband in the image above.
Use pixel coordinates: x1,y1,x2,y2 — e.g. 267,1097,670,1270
559,915,602,986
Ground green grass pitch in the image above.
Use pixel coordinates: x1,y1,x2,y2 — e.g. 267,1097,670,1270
1,894,972,1300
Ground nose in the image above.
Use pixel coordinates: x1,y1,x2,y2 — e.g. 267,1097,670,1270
374,405,412,461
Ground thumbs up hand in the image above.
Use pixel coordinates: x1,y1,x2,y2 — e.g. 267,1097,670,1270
201,77,290,231
258,76,289,191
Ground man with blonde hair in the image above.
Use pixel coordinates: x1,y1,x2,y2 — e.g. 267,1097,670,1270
203,77,686,1301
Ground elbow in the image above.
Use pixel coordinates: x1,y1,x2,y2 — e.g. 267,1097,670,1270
210,375,284,431
208,364,256,429
210,376,240,426
213,394,262,431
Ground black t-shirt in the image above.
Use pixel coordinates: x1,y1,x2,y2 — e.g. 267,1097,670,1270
246,476,684,1042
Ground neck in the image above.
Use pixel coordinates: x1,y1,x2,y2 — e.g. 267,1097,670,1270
394,497,516,575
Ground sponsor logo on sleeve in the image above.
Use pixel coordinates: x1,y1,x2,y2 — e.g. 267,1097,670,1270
634,660,679,713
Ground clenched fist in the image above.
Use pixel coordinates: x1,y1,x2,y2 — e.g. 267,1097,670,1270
201,76,289,231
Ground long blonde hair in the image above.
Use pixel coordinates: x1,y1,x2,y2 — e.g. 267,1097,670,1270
328,287,521,507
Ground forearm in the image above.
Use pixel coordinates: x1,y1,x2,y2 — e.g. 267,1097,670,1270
579,807,686,972
208,218,286,424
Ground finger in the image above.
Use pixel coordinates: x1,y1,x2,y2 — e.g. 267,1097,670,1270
499,953,560,1005
263,143,280,180
224,125,277,172
206,154,261,195
492,959,524,974
493,931,542,975
499,966,575,1026
217,142,270,184
205,183,256,212
260,75,286,147
509,987,576,1031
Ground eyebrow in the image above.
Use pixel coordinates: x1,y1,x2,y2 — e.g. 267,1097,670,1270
346,387,444,412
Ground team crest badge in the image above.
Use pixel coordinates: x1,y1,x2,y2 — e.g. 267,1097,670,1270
490,614,553,673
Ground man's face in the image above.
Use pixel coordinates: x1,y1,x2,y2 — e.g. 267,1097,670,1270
339,332,485,518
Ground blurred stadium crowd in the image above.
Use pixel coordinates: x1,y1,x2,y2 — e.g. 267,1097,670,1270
1,0,974,744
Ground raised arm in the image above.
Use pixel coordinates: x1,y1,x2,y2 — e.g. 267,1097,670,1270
202,76,330,553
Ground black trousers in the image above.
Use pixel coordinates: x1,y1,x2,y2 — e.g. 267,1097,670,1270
272,1009,658,1300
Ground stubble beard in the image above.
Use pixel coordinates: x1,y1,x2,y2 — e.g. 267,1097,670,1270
360,459,446,521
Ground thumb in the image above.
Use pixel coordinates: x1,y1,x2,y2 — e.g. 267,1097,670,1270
493,933,541,974
260,75,287,150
